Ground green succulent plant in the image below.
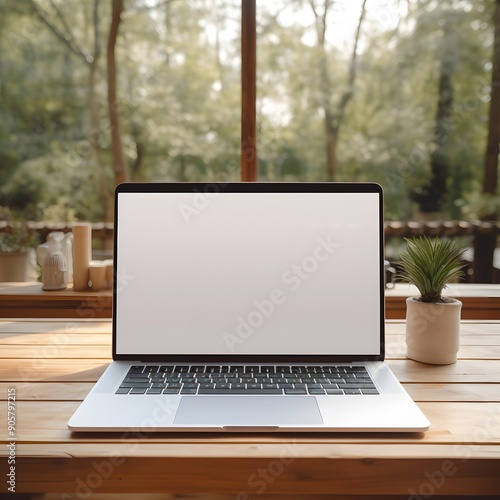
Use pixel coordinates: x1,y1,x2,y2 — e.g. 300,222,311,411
400,236,466,303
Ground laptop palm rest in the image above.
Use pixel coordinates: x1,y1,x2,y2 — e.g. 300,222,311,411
174,396,323,426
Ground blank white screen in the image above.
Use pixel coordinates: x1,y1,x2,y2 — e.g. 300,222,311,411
115,190,381,356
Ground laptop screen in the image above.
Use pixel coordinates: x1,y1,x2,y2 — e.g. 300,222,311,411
113,183,384,360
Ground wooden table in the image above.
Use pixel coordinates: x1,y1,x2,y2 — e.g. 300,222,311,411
0,319,499,499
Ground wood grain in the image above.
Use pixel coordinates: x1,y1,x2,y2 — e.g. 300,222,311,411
0,318,498,497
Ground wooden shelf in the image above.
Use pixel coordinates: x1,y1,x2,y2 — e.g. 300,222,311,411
0,282,112,318
1,282,499,320
385,283,500,320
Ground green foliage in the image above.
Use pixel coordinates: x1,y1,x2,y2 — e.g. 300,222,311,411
0,0,496,221
462,189,500,220
0,207,39,253
399,236,466,303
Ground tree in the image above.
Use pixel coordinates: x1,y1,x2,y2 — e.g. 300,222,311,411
473,0,500,283
411,0,459,215
309,0,368,181
29,0,112,220
107,0,127,189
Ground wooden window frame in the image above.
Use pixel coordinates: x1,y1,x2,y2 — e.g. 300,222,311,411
241,0,257,181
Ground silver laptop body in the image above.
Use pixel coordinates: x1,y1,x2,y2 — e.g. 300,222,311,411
68,182,429,432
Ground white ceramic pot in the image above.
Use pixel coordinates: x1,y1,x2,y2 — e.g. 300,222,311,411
0,251,31,282
405,297,462,365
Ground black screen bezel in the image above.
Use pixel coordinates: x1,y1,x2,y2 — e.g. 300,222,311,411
112,182,385,363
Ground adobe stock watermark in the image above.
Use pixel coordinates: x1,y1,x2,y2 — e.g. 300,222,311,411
407,405,500,499
236,440,304,499
223,234,340,352
177,179,231,224
177,161,244,224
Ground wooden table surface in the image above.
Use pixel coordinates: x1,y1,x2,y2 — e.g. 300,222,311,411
0,318,499,499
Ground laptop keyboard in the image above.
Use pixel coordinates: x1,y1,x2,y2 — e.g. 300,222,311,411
116,365,379,395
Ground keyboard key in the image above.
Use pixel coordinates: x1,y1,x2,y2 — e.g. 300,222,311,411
146,388,163,395
162,388,180,394
343,389,362,395
145,366,159,373
322,384,339,390
247,383,261,390
231,383,246,389
325,389,343,395
129,366,144,373
350,381,374,387
244,366,259,373
211,377,227,384
214,383,231,389
181,388,198,394
130,388,147,394
305,383,322,389
308,388,326,395
284,388,307,395
199,383,215,389
166,384,182,390
122,382,150,389
361,389,379,395
263,383,278,389
276,366,291,373
116,388,130,394
191,378,204,384
151,383,167,389
189,366,205,373
206,366,221,372
123,376,148,383
198,388,282,395
175,366,190,373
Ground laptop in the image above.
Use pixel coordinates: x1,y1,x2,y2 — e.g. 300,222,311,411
68,182,430,432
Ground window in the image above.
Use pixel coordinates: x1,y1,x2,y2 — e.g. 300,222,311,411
0,0,499,281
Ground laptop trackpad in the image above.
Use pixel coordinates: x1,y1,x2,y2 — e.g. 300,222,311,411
174,396,323,426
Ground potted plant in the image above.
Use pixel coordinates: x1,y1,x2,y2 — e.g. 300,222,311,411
0,208,39,282
400,236,466,365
